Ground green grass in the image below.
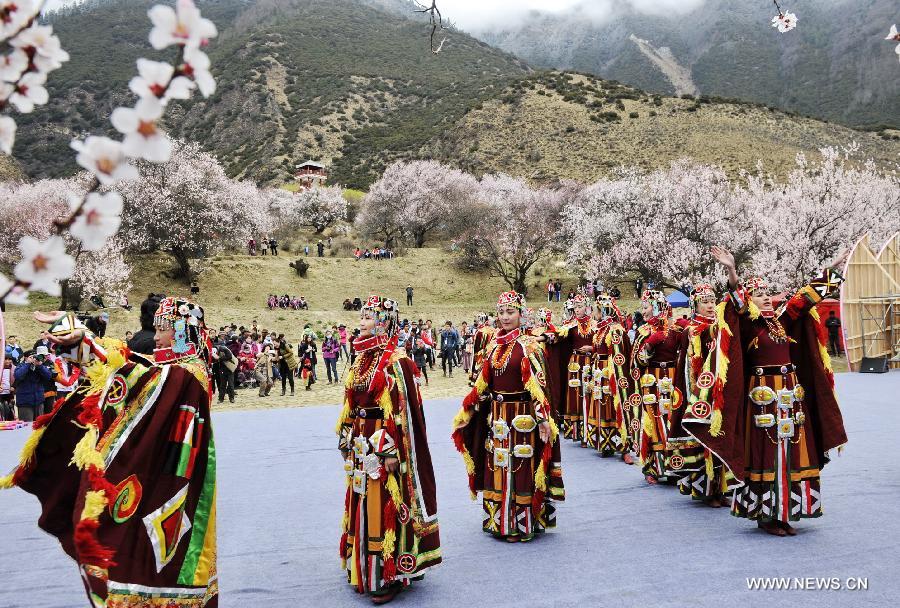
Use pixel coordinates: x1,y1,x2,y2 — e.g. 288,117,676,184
2,244,579,347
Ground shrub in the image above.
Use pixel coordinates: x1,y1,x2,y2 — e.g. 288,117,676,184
629,111,639,119
290,259,310,277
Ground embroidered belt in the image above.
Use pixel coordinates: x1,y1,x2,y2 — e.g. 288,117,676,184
752,363,795,376
649,360,674,368
491,391,530,402
353,407,383,419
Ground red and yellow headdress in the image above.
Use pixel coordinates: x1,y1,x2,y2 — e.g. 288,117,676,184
496,290,525,311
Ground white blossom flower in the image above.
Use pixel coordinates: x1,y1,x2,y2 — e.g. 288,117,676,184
148,0,217,51
0,82,10,102
771,11,798,33
13,236,75,296
68,191,123,251
0,115,15,154
10,25,69,73
887,25,900,63
182,46,215,97
0,0,34,40
8,70,47,113
0,49,28,83
111,96,171,162
70,136,139,185
129,58,194,103
0,272,29,306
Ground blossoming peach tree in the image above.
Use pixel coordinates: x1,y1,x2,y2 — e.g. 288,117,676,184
0,0,216,308
0,0,218,373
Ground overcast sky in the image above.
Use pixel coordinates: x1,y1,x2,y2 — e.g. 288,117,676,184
438,0,709,31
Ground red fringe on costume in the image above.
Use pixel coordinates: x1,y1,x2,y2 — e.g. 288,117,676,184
73,519,116,569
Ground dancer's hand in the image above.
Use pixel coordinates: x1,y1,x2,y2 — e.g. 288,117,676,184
384,457,399,473
829,248,850,271
710,246,739,289
538,421,551,443
710,246,735,270
32,311,83,346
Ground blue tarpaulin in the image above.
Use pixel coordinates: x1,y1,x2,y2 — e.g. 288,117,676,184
666,290,689,308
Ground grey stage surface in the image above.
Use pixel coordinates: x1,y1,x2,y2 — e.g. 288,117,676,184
2,372,898,608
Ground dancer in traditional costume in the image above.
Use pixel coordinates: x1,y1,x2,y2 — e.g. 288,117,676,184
668,284,738,505
631,290,685,484
694,247,848,536
453,291,564,542
2,299,218,607
586,295,634,461
534,308,557,336
468,312,496,386
548,293,595,444
337,296,440,603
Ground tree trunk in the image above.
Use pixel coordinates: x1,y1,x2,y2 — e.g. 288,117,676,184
513,272,528,295
414,231,425,248
59,279,82,311
170,247,192,282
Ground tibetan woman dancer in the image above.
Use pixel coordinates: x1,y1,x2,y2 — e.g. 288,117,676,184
453,291,564,542
631,289,685,484
337,296,441,604
587,294,634,461
668,284,739,505
695,246,848,536
549,293,595,444
2,299,218,607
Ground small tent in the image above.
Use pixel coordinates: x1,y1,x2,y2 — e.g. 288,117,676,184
666,290,689,308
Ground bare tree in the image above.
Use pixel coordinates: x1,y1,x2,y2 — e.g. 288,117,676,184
414,0,446,53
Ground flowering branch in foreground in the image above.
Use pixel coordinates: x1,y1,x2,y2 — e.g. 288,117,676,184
0,0,218,305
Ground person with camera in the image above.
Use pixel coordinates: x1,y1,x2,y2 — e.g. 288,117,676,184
13,346,53,422
1,357,15,421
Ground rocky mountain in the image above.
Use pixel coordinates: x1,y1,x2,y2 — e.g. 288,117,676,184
472,0,900,129
7,0,899,189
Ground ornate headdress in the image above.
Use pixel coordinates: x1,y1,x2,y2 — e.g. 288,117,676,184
640,289,671,321
153,296,211,364
360,295,400,337
744,276,770,295
595,294,624,323
689,283,717,319
496,291,525,311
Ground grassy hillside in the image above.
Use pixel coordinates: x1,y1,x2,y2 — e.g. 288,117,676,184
437,73,900,182
14,0,528,188
1,246,583,406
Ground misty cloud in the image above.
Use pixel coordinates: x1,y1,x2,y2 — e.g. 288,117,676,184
441,0,708,32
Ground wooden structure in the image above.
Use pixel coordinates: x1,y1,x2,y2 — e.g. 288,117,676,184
841,233,900,371
295,160,328,191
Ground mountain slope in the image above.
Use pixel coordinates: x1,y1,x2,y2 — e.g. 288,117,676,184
16,0,529,187
474,0,900,129
6,0,899,189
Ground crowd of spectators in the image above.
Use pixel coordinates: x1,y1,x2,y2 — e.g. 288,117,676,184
2,332,81,422
266,294,309,310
